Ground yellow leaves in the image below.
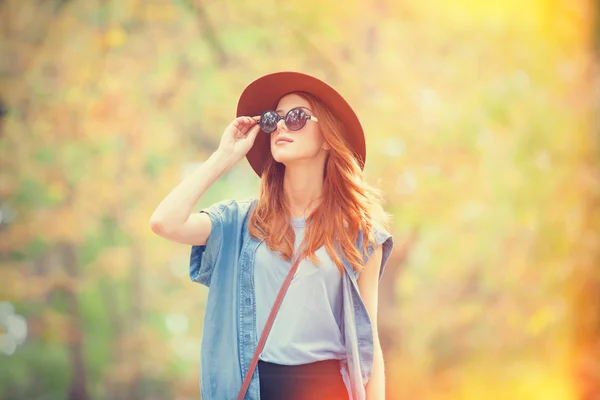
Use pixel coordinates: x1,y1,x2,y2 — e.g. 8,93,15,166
0,223,33,254
89,96,115,121
47,180,67,203
33,309,71,344
399,274,417,297
144,2,177,22
407,0,592,62
406,0,556,37
88,247,131,280
444,0,547,20
104,27,127,49
104,328,172,385
38,208,83,244
456,303,481,325
4,260,86,302
123,205,156,241
0,268,26,299
453,362,577,400
22,277,61,301
527,307,557,336
104,363,138,386
392,350,578,400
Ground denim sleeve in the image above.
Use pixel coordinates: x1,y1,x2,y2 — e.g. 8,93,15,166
189,199,239,287
364,225,394,282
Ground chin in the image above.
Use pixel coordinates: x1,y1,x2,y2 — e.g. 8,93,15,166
272,152,298,164
271,146,321,165
271,146,297,163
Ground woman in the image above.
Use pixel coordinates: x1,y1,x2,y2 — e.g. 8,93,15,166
150,71,394,400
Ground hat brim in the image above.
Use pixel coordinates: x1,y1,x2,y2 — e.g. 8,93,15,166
236,71,366,177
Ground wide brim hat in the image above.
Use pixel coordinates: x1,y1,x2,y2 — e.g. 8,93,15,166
236,71,366,177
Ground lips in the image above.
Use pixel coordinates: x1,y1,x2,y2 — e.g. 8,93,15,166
275,136,294,144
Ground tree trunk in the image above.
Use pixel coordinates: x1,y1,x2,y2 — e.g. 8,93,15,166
127,242,144,400
59,242,90,400
98,278,127,400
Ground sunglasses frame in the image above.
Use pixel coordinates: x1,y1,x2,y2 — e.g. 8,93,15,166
258,107,319,134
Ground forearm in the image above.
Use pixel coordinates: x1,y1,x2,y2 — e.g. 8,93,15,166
150,151,233,227
366,343,385,400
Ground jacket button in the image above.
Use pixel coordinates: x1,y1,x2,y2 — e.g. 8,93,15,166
245,334,251,342
245,297,252,306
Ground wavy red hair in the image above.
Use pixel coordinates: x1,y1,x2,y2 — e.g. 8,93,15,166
248,92,388,274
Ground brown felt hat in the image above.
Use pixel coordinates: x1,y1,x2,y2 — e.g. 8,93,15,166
236,71,366,177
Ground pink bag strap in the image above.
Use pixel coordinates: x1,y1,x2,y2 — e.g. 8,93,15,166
236,254,303,400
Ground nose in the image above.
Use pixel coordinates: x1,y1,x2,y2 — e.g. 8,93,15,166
276,119,288,132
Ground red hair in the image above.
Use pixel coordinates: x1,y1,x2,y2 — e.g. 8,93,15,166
248,92,388,274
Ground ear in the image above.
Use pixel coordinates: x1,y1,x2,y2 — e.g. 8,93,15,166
322,141,331,151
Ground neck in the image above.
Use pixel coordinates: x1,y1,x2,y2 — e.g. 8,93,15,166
283,163,324,218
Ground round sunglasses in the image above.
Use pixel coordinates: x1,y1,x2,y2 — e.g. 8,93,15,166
258,107,319,134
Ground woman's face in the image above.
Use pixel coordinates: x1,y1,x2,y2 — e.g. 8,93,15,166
270,93,329,166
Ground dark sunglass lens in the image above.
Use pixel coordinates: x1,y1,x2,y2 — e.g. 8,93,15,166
260,111,279,133
285,108,307,131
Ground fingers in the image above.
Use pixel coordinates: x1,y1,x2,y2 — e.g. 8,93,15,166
235,116,260,135
239,116,260,124
232,116,255,128
229,116,261,140
247,123,261,141
242,116,259,124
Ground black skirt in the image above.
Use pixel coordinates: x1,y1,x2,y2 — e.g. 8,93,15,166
258,359,349,400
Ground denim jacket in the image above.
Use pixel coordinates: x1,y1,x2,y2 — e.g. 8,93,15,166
189,198,394,400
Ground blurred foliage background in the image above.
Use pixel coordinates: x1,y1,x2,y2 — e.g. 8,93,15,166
0,0,599,399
